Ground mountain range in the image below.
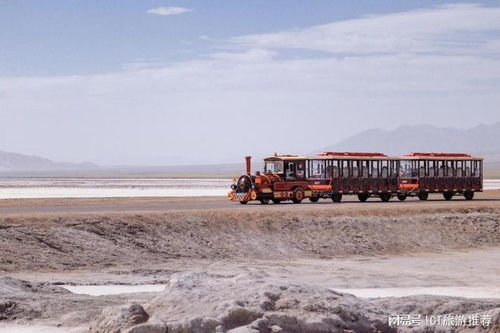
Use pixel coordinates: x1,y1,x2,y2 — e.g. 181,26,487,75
0,150,98,172
316,122,500,165
1,122,499,174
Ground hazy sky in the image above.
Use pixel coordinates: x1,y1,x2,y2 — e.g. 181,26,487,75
1,1,500,165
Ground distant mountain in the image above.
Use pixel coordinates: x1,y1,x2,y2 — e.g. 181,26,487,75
0,150,242,177
0,150,98,172
316,122,500,165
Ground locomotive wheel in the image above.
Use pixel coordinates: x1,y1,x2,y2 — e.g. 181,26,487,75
417,191,429,201
239,201,248,205
292,188,304,204
309,196,319,203
443,191,453,201
260,198,270,205
272,199,281,204
357,193,369,202
397,194,407,201
380,193,391,202
331,193,342,203
463,191,474,200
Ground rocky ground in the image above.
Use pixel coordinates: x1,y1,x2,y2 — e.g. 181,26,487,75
0,195,500,332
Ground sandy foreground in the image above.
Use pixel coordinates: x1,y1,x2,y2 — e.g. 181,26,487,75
1,192,500,332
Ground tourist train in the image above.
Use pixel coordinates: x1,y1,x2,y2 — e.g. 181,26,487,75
228,152,483,204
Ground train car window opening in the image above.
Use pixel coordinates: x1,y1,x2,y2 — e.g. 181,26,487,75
400,160,412,179
361,160,369,178
310,160,326,178
449,161,454,177
332,160,340,178
265,161,284,174
437,161,444,177
296,161,305,179
286,162,295,179
372,160,379,178
325,160,333,178
352,160,359,178
341,160,348,178
381,160,388,178
419,160,425,177
465,160,471,177
456,161,463,177
264,161,283,173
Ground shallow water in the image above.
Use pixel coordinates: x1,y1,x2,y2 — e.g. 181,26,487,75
62,284,166,296
334,286,500,299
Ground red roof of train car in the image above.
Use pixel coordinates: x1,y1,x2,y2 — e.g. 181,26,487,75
317,152,387,157
404,152,482,160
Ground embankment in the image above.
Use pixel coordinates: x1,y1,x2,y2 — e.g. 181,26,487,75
1,206,498,272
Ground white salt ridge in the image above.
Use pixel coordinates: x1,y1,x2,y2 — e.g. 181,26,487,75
62,283,500,299
0,178,231,198
0,178,498,199
484,179,500,190
62,284,166,296
0,326,86,333
334,286,500,299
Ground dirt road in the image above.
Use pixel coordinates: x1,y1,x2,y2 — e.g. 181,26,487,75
0,190,499,215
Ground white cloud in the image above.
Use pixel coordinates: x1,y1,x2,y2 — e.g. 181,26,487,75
147,7,192,16
233,4,500,56
1,4,499,164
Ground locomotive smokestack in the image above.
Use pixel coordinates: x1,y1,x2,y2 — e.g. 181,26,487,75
245,156,252,175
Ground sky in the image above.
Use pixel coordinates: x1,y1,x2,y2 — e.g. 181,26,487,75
1,1,500,165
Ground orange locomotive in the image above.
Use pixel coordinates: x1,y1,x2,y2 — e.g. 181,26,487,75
228,152,483,204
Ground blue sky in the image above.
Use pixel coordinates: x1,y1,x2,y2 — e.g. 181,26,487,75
3,0,497,76
1,1,500,165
